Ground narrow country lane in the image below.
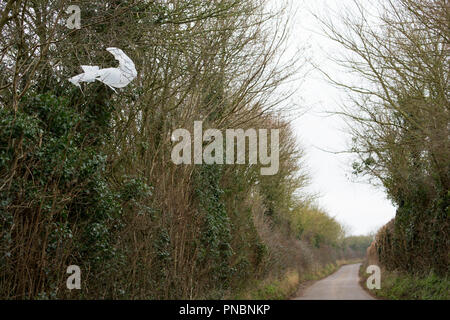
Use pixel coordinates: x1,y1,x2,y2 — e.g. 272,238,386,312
294,264,375,300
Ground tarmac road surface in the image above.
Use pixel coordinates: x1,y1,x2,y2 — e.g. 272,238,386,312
294,263,375,300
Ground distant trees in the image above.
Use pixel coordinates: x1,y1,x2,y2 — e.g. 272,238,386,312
289,202,345,248
321,0,449,275
343,235,374,257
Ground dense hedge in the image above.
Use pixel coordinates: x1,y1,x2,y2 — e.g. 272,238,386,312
375,193,449,276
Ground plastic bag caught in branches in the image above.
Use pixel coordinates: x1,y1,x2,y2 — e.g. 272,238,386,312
69,48,137,92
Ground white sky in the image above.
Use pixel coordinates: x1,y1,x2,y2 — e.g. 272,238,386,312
284,0,396,235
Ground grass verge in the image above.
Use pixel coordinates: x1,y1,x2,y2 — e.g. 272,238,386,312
359,263,449,300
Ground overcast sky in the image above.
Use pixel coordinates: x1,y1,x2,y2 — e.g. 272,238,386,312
284,0,396,235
